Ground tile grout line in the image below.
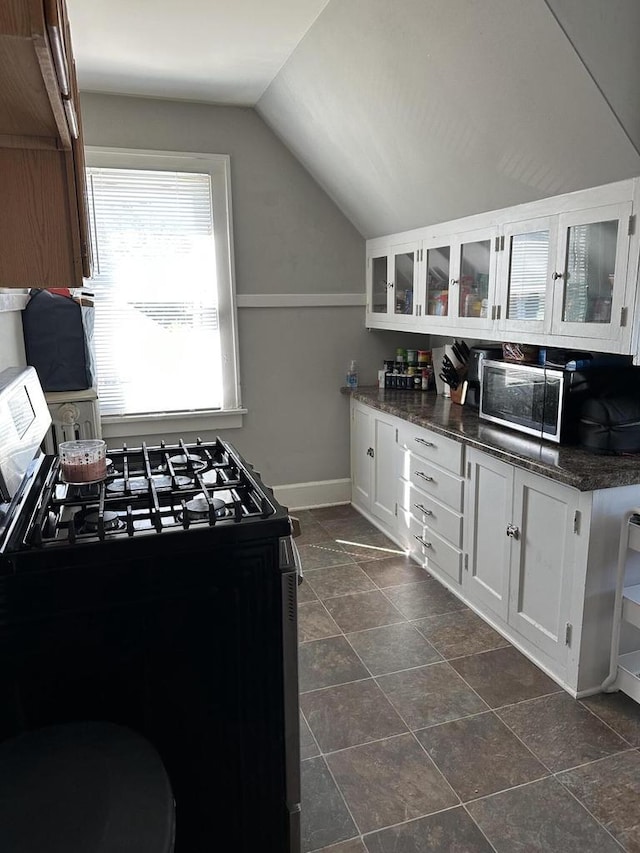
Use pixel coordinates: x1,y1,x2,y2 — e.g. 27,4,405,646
460,801,500,853
300,509,636,851
554,775,628,851
577,697,638,749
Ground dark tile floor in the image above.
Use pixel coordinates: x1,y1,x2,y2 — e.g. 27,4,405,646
296,504,640,853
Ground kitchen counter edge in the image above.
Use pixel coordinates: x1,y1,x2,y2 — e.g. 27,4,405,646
343,387,640,492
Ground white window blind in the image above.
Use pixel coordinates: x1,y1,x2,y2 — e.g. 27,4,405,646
87,160,236,418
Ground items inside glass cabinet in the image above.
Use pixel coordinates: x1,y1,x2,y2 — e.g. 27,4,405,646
563,220,617,324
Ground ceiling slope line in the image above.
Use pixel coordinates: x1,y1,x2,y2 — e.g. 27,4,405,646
542,0,640,160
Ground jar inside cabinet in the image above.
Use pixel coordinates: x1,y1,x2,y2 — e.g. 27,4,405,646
425,245,450,317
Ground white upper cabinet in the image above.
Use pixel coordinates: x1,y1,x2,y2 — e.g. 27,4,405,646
496,214,557,337
366,240,421,327
365,177,640,356
550,201,633,342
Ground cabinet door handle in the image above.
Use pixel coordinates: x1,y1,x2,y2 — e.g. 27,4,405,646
506,524,520,539
414,504,433,516
451,279,459,286
415,437,434,447
367,447,375,458
388,281,395,289
552,271,565,281
415,471,434,482
414,535,432,549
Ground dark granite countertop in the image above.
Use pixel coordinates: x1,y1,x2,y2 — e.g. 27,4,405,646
344,387,640,492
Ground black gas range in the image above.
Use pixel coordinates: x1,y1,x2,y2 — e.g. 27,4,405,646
0,367,301,853
9,435,290,554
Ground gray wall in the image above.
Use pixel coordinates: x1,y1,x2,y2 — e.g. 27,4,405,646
257,0,640,238
0,312,26,369
80,93,423,490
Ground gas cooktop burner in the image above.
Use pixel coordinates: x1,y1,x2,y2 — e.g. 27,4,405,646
168,454,205,470
106,474,192,494
77,509,125,534
183,494,228,520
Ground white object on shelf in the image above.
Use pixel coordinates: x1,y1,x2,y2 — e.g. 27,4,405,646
603,509,640,705
43,387,102,455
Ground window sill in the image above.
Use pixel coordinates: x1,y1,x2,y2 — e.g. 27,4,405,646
101,408,247,440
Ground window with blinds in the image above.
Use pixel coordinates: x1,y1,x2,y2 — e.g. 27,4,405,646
86,150,239,419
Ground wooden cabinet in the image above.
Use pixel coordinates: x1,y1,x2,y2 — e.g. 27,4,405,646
365,177,640,357
0,0,91,288
350,399,398,532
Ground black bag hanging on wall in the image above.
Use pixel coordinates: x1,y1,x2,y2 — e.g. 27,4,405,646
22,289,96,391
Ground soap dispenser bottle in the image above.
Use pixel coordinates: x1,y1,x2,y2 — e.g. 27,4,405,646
346,360,358,389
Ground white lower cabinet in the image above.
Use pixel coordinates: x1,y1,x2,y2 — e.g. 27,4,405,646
350,399,398,533
465,450,513,619
350,400,632,695
397,420,464,585
465,447,578,679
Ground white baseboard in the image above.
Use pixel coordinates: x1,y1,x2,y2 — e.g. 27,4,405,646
273,478,352,510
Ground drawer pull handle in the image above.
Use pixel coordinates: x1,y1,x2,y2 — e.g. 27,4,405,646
416,471,434,482
415,438,434,447
414,535,432,549
414,504,433,516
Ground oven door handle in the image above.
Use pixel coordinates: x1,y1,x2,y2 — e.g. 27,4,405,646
291,535,304,585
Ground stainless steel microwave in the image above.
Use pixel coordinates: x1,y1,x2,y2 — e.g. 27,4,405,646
479,360,567,443
480,359,640,444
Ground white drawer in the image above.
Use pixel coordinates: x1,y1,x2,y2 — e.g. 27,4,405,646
403,454,463,512
418,526,463,585
398,421,463,475
396,507,428,568
399,480,463,547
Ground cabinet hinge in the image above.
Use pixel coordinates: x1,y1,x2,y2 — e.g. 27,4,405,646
394,502,398,517
496,305,502,320
565,622,572,646
573,510,581,534
629,214,636,236
500,234,505,251
621,306,628,327
395,428,398,443
494,236,500,252
467,461,471,479
464,553,469,571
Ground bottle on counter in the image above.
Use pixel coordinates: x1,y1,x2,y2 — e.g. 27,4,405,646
346,360,358,389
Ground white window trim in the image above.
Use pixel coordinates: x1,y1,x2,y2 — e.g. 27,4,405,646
85,146,243,430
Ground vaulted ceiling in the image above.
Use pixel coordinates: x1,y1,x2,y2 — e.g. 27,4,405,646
69,0,640,239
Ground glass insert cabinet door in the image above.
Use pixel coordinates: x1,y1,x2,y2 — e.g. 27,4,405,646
498,215,556,333
370,254,390,314
563,220,617,324
458,238,491,319
552,202,632,339
392,245,416,317
425,245,451,317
